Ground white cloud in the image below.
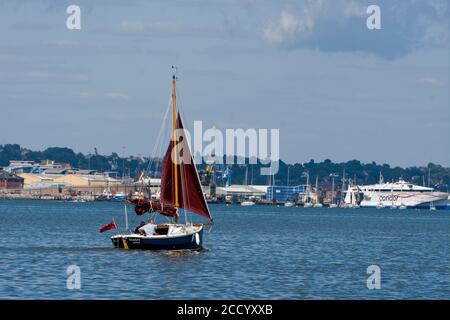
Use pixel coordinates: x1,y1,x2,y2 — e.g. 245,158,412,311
263,10,315,43
417,77,444,87
262,0,450,59
343,0,366,17
262,0,366,44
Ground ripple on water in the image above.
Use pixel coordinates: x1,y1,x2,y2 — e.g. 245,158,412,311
0,201,448,299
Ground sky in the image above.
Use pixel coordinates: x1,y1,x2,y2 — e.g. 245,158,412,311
0,0,449,167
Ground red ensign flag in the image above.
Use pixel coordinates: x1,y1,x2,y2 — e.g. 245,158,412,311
99,220,117,233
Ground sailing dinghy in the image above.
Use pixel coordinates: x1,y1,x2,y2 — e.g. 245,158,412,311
111,73,213,250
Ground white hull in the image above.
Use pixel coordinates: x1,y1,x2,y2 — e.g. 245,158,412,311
344,179,448,209
284,201,295,207
358,191,448,208
111,224,204,250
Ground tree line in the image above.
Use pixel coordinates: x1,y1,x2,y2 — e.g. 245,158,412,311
1,144,449,192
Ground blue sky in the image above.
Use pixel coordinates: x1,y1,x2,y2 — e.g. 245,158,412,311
0,0,448,167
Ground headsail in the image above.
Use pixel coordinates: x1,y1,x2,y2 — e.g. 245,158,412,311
160,113,212,220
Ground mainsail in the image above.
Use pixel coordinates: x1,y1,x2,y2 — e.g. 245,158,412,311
160,113,212,220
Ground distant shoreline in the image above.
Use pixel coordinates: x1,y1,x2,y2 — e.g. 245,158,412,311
1,144,449,191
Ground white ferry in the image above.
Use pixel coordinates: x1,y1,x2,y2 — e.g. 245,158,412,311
343,179,448,209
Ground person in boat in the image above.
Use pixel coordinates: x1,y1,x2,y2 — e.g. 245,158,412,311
138,219,157,236
134,221,145,234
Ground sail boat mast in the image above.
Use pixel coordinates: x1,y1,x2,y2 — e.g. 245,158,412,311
244,166,248,185
287,166,290,186
172,74,179,208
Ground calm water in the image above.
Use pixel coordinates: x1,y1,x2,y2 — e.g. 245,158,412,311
0,200,448,300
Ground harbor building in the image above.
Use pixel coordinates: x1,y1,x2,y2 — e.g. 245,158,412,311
18,172,121,189
267,185,306,202
3,160,120,189
216,185,268,199
5,160,71,175
0,170,24,189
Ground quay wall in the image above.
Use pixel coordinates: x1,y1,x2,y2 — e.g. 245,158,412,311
0,184,159,200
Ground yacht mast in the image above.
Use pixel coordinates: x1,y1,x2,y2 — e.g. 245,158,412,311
306,171,310,195
341,168,346,204
172,72,179,208
287,166,290,186
330,173,338,205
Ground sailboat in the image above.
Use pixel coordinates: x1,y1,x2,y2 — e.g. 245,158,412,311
240,166,256,206
329,173,338,208
339,168,346,207
303,171,313,207
111,73,213,250
241,200,256,206
284,166,295,207
313,176,323,207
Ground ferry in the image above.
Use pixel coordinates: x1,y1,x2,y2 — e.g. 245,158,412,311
343,178,448,210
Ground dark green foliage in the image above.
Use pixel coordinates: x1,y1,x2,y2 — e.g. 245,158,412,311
0,144,449,192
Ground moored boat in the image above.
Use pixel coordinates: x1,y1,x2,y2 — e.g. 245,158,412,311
284,201,295,207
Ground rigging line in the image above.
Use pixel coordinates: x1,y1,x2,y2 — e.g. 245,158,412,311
146,108,171,200
180,146,190,224
151,96,171,163
154,105,171,178
175,81,189,223
146,97,171,177
175,116,188,223
180,161,188,224
178,108,197,224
